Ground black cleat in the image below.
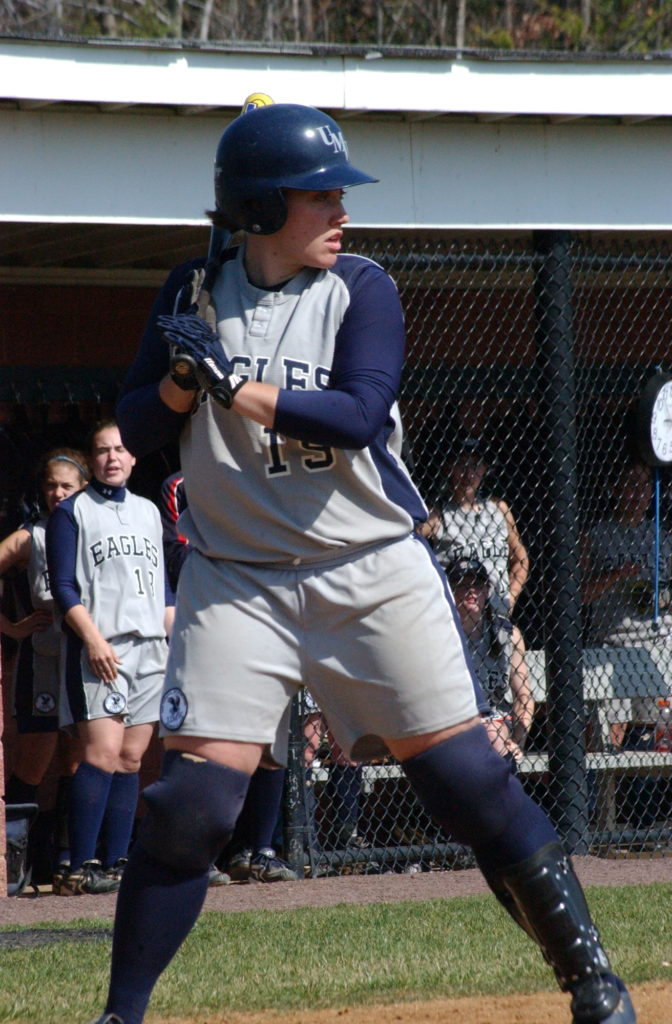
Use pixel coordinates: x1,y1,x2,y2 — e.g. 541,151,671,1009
571,973,636,1023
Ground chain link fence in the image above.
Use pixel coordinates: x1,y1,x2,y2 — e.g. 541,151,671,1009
282,230,672,876
2,230,672,880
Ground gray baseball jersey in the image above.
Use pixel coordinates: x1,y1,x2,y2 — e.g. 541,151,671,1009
47,479,167,725
433,500,511,612
48,480,166,641
178,247,426,565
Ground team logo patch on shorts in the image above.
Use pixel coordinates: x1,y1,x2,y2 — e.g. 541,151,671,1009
34,692,56,715
161,688,188,731
103,691,127,715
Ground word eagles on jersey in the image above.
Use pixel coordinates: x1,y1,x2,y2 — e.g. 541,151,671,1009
89,534,160,568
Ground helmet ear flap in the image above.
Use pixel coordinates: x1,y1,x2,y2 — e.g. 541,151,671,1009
242,190,288,235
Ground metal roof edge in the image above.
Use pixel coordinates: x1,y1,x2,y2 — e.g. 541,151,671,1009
1,31,672,65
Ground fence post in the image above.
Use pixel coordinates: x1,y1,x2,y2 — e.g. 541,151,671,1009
283,695,307,878
533,229,590,854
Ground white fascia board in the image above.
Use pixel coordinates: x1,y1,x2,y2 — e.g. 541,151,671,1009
0,109,222,223
343,58,672,119
0,41,346,109
350,120,672,229
1,38,672,119
3,109,672,230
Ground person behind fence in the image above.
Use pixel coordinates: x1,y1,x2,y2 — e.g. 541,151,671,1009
46,419,171,896
302,691,371,858
422,433,529,618
159,470,297,884
0,447,89,893
85,103,635,1024
581,457,672,826
446,555,535,765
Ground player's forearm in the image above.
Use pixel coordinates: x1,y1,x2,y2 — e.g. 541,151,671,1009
231,379,279,428
64,604,105,646
0,529,31,576
158,372,279,429
508,550,529,604
65,604,121,681
509,572,527,607
512,696,535,743
274,381,393,449
164,604,176,639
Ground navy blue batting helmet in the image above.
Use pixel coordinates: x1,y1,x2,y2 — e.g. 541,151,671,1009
214,103,378,235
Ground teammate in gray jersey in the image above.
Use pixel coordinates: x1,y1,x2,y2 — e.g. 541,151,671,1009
47,420,170,896
86,105,635,1024
0,448,88,891
424,434,529,616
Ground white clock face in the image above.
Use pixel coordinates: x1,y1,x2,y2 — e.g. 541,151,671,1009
651,380,672,462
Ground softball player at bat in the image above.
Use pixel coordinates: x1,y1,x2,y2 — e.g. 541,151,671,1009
47,419,171,896
86,105,634,1024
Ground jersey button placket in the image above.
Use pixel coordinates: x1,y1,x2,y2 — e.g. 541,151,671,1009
248,300,273,340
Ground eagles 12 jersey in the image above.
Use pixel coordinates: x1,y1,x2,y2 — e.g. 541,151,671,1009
117,247,428,565
47,477,166,640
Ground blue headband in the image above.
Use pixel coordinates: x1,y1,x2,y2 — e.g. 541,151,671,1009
49,455,89,480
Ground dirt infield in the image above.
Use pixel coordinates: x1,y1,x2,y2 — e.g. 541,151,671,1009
3,855,672,1023
143,982,670,1024
3,852,672,925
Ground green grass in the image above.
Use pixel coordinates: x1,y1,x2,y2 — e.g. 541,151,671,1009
1,883,670,1023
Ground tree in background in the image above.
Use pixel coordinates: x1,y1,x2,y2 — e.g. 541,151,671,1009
1,0,672,53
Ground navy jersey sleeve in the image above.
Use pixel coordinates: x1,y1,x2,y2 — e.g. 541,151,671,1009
274,262,405,450
45,499,81,615
116,260,205,458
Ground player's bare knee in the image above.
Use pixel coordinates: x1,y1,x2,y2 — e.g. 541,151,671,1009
84,749,120,775
402,724,524,845
139,749,251,873
117,752,142,774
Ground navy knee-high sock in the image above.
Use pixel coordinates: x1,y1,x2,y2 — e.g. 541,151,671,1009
101,771,140,867
106,843,209,1024
68,761,114,870
327,764,363,828
402,727,559,880
470,791,559,882
229,766,285,853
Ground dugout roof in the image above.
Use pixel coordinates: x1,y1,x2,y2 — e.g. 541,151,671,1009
1,35,672,282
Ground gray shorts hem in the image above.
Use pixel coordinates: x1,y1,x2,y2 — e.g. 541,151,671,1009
346,709,480,761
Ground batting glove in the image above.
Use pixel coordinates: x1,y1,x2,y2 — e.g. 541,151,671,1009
157,313,246,409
